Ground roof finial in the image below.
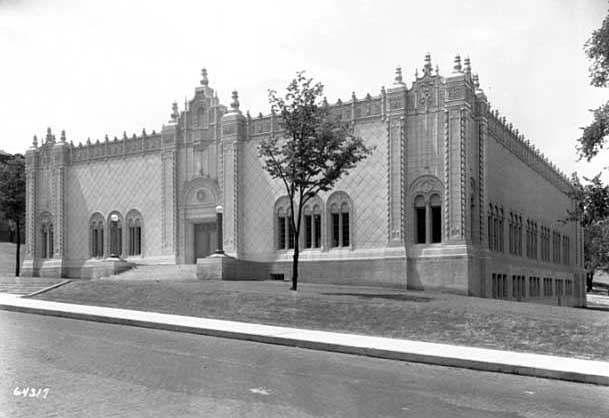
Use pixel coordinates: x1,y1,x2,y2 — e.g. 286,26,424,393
32,135,38,148
394,66,404,85
60,130,66,143
200,68,209,86
171,101,179,121
473,73,480,89
46,127,53,144
435,65,439,76
463,57,471,75
230,90,240,112
423,53,432,76
453,54,462,73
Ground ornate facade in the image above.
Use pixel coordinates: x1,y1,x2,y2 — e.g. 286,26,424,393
22,56,586,306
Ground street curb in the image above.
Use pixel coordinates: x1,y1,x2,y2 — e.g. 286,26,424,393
1,296,608,386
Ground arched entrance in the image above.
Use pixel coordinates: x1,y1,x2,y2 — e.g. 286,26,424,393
180,178,220,264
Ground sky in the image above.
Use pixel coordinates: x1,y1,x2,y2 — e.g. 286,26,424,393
0,0,607,180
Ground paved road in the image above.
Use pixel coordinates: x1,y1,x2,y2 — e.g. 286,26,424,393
1,311,607,418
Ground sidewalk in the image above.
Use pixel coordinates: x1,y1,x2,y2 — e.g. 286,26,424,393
1,292,608,386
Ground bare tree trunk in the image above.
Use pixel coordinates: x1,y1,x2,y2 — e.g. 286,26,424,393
15,220,21,277
291,241,299,291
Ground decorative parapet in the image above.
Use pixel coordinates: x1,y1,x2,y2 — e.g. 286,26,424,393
246,93,385,141
486,108,572,194
66,132,162,165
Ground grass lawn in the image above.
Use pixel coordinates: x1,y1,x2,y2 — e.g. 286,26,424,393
30,279,609,362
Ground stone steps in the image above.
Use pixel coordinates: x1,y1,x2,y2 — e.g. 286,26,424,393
105,264,197,281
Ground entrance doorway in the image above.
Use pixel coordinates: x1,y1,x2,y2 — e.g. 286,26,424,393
193,222,217,262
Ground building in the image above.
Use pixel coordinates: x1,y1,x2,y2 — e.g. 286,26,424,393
22,55,586,306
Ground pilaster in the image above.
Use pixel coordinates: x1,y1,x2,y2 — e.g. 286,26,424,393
385,68,407,247
161,122,178,258
22,142,38,276
220,91,246,258
443,56,473,244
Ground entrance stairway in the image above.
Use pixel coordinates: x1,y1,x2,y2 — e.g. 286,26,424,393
104,264,197,281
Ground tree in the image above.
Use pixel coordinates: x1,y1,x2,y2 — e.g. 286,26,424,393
569,173,609,290
0,154,25,276
578,10,609,161
258,72,372,291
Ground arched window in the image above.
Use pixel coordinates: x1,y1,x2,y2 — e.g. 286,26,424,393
328,192,352,248
415,195,426,244
126,210,143,256
108,212,123,257
303,202,322,249
275,199,294,250
40,212,53,259
90,213,104,258
414,194,441,244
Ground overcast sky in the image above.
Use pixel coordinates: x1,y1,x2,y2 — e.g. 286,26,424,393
1,0,607,180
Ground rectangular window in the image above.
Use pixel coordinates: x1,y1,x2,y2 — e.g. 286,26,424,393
431,206,441,243
278,216,286,249
417,208,426,244
313,214,321,248
49,228,54,258
492,273,497,298
341,212,350,247
332,213,340,247
304,215,312,249
512,275,518,299
136,227,141,255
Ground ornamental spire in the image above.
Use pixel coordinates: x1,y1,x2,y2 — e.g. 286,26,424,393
200,68,209,86
32,135,38,148
394,66,404,85
423,53,432,76
463,57,471,75
452,54,462,73
171,101,179,121
230,90,240,112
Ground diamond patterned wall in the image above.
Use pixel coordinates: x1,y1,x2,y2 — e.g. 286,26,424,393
240,119,389,258
65,155,163,261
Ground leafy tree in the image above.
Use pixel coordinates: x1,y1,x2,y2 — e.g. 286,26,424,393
0,154,25,276
258,72,372,291
572,9,609,291
578,10,609,161
569,173,609,290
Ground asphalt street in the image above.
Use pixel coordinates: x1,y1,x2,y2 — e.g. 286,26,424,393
1,310,608,418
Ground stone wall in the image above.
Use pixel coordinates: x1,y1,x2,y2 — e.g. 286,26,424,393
65,153,164,264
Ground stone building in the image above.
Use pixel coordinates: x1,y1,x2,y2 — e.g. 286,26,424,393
22,55,586,306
